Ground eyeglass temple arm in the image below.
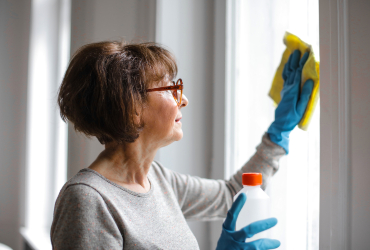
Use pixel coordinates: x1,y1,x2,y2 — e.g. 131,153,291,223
147,85,183,92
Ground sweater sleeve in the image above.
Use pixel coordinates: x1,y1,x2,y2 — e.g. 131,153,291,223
226,133,286,195
156,133,285,221
50,184,123,249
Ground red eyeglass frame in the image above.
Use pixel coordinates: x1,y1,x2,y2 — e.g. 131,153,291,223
146,79,184,106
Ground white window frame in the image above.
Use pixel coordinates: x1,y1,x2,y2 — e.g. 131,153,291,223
210,0,350,249
21,0,71,249
319,0,351,249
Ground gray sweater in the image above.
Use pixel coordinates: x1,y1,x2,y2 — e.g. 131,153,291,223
50,134,285,249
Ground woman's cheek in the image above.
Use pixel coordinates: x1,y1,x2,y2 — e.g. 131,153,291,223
161,93,178,115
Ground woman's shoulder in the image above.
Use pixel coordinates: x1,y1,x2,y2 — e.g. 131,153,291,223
150,161,189,187
54,168,123,210
150,161,174,181
62,168,108,193
54,169,107,206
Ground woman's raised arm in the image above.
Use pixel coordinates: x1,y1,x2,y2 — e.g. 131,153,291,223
152,134,285,221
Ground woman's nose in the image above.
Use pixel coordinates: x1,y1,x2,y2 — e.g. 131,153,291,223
180,94,188,108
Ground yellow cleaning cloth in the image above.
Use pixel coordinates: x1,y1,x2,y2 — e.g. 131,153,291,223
269,32,320,131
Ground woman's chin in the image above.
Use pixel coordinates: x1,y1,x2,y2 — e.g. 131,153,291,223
160,131,183,148
169,127,183,141
174,130,183,141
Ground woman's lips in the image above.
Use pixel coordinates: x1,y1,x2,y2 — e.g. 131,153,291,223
175,117,182,122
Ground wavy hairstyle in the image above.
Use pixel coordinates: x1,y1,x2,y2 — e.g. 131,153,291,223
58,41,177,144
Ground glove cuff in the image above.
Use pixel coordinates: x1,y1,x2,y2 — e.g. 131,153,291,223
267,126,290,154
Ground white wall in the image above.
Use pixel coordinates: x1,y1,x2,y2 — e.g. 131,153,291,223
0,1,31,250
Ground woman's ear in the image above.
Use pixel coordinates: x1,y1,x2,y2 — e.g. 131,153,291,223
134,105,145,128
134,109,141,125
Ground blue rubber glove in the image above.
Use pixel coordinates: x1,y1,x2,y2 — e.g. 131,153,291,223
216,193,280,250
267,50,314,154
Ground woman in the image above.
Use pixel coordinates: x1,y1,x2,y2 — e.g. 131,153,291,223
51,41,312,249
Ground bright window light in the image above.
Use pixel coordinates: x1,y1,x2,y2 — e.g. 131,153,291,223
23,1,70,248
230,0,320,249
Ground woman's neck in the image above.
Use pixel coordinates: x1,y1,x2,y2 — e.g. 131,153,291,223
88,139,158,193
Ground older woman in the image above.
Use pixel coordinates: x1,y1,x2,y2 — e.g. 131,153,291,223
51,41,312,249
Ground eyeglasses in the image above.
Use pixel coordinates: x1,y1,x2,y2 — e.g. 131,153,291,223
146,79,184,106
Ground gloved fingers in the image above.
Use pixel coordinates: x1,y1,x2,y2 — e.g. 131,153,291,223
290,66,303,96
299,51,310,68
292,51,309,91
234,217,278,239
223,193,247,231
286,50,302,89
296,79,314,116
283,50,301,87
289,50,301,72
290,52,308,94
279,74,300,104
248,239,281,250
282,53,292,81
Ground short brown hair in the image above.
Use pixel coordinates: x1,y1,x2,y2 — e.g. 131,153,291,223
58,41,177,144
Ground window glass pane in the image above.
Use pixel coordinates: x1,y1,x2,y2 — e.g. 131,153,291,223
232,0,319,249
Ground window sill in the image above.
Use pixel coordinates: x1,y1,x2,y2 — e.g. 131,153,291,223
20,227,51,250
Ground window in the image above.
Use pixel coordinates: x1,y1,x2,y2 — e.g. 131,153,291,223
21,0,70,249
228,0,320,249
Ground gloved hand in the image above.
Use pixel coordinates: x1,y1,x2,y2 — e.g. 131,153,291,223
216,193,280,250
267,50,314,154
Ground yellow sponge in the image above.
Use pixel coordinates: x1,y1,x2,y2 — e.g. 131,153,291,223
269,32,320,131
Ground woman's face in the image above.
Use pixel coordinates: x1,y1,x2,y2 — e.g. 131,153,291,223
140,78,188,148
